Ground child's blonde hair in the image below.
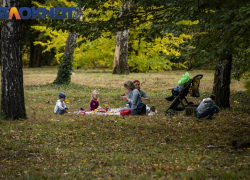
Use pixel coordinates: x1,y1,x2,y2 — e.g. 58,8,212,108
91,90,99,101
92,90,99,97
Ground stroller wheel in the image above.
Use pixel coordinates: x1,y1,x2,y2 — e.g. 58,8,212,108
165,111,171,116
165,110,178,116
171,110,178,115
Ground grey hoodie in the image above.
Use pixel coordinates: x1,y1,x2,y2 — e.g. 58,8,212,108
196,97,220,113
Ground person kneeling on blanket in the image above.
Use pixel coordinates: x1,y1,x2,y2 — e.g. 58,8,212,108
120,80,146,115
196,94,220,120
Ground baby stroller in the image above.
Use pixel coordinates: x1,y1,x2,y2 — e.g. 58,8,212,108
165,74,203,116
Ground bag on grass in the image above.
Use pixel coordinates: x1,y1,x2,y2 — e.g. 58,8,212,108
120,109,131,116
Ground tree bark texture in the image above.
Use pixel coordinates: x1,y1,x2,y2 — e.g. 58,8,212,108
29,35,42,68
1,0,26,119
29,39,35,67
113,0,130,75
212,54,232,108
53,6,84,84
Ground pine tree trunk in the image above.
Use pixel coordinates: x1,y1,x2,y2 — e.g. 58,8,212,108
212,54,232,108
53,6,84,84
113,0,130,75
1,0,26,119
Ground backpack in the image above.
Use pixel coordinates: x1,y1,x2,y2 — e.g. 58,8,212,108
137,102,146,115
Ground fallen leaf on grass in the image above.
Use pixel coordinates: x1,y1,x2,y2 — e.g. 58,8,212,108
187,166,194,171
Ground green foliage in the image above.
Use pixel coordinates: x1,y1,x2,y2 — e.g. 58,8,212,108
74,34,116,68
43,0,191,72
53,54,74,85
46,0,250,79
32,12,189,73
32,0,75,8
128,33,188,72
32,26,187,72
245,81,250,96
32,26,66,65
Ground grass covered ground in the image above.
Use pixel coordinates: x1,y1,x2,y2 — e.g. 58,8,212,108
0,68,250,179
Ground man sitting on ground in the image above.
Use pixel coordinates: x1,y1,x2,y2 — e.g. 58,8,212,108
196,94,220,120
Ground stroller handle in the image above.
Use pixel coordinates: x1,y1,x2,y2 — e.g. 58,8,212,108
193,74,203,80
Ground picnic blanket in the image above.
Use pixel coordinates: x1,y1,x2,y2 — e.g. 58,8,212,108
74,108,120,116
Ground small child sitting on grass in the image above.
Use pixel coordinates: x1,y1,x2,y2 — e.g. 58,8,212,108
90,90,100,111
196,94,220,120
54,92,69,115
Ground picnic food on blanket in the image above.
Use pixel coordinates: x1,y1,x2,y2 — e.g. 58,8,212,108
105,105,111,112
91,108,109,113
99,109,105,113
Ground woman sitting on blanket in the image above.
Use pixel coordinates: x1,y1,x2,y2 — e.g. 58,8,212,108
133,80,150,102
133,79,156,113
125,80,150,100
120,80,142,115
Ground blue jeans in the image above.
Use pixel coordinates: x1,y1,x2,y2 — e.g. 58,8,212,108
197,105,217,119
119,107,137,115
56,108,67,115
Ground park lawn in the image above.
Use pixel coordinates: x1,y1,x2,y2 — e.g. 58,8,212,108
0,68,250,179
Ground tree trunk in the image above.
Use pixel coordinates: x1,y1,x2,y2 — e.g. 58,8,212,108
35,45,42,67
212,54,232,108
29,39,35,67
113,0,130,75
185,104,199,116
53,6,84,84
1,0,26,119
29,40,42,68
38,46,42,67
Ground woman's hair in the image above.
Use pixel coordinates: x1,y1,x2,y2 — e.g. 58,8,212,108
124,80,135,90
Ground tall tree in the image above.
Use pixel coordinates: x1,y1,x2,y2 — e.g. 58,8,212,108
21,0,45,68
213,54,232,108
113,0,130,75
1,0,26,119
53,6,84,84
